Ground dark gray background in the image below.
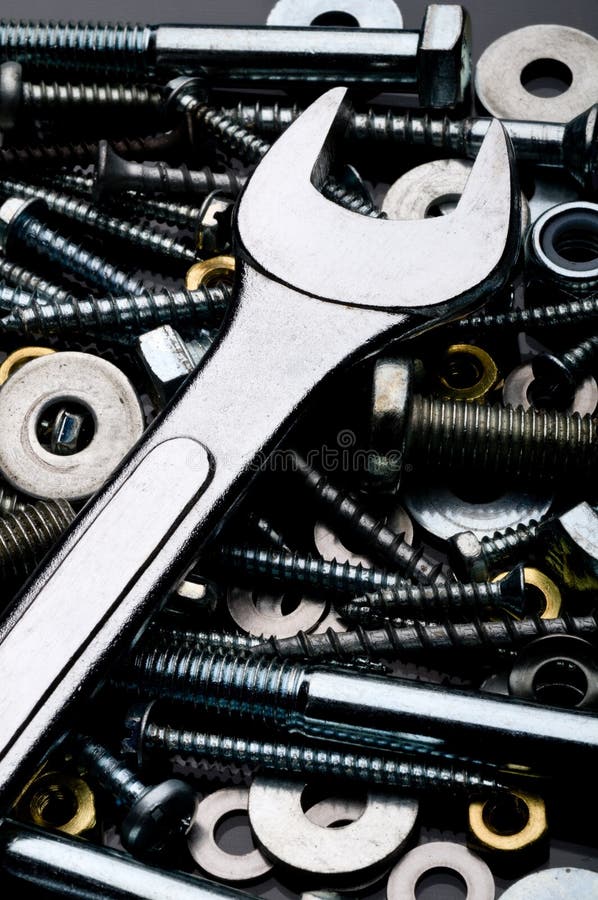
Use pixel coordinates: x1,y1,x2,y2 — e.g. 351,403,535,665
3,0,596,897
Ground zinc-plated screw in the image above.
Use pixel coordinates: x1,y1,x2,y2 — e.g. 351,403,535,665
95,141,246,202
125,702,506,796
290,453,443,583
211,544,404,596
249,612,598,660
245,513,288,550
73,734,196,856
227,102,598,193
456,295,598,335
339,567,526,622
149,627,261,652
0,197,145,295
530,335,598,409
0,283,230,336
0,498,74,584
0,478,26,517
0,255,71,302
0,61,164,130
450,522,542,582
0,176,196,265
375,360,598,482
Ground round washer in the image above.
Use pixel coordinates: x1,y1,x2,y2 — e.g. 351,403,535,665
503,362,598,416
386,841,494,900
508,634,598,709
500,867,598,898
227,586,328,638
267,0,403,28
403,483,553,541
249,775,418,883
314,521,372,567
475,25,598,122
187,787,273,882
0,351,144,500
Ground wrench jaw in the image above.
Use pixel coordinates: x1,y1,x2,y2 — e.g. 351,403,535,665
236,87,521,329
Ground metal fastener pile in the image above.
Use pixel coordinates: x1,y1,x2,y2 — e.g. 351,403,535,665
0,2,596,897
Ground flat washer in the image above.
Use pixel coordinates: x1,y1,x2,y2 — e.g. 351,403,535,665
503,362,598,416
386,841,494,900
500,867,598,898
249,775,418,883
267,0,403,28
0,351,144,501
475,25,598,122
187,787,273,882
227,586,328,638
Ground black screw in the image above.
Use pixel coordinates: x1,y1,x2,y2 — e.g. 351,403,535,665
455,295,598,335
450,522,542,581
530,335,598,409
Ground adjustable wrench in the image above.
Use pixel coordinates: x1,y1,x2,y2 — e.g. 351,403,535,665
0,88,520,804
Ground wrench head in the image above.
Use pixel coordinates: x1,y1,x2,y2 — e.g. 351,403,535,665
236,87,520,324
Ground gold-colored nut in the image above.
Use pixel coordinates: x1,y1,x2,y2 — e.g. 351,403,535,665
493,567,562,619
437,343,498,401
18,771,96,836
0,346,56,385
185,255,235,290
468,789,548,854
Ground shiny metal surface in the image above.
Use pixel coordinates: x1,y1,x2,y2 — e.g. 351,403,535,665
502,361,598,415
266,0,404,28
500,866,598,898
0,88,519,805
386,841,494,900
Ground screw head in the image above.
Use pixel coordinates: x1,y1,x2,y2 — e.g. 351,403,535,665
122,778,197,856
0,61,22,132
0,196,46,253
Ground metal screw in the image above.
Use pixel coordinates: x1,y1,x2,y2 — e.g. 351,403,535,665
455,294,598,335
248,612,598,660
0,176,196,265
290,453,444,583
0,499,74,585
530,335,598,409
227,102,598,193
211,543,405,596
114,642,598,771
0,283,230,336
0,197,144,295
148,626,261,652
0,479,26,517
0,254,71,302
450,522,542,581
73,734,196,856
124,701,507,796
95,141,246,202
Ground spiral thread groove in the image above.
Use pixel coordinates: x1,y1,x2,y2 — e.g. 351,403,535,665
0,499,74,583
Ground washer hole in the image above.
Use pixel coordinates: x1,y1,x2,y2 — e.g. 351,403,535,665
524,583,548,615
440,351,485,390
450,481,506,504
213,811,257,856
482,794,529,836
310,11,360,26
254,592,302,616
300,783,367,826
520,58,573,97
415,868,467,898
425,194,461,217
551,227,598,265
29,782,79,828
532,658,588,707
36,400,95,455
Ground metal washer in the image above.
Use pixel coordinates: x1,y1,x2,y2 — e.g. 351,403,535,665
0,351,144,501
475,24,598,122
503,361,598,416
267,0,403,28
187,787,273,882
386,841,494,900
500,867,598,898
227,586,328,638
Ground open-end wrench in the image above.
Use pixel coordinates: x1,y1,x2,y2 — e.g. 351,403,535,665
0,88,520,805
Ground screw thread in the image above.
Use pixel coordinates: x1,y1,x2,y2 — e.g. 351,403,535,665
0,499,74,583
0,22,152,73
1,285,231,335
213,544,403,595
0,480,26,517
252,613,598,659
76,735,145,805
117,645,305,728
0,257,70,302
23,80,163,112
457,295,598,333
407,396,598,477
292,454,442,583
0,177,195,264
9,211,144,295
150,627,261,652
100,157,246,199
245,513,288,549
138,719,502,795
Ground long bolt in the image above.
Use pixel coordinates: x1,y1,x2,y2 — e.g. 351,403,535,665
0,499,74,585
290,454,443,583
115,642,598,771
0,284,231,336
95,141,246,202
249,612,598,660
339,567,526,622
126,703,506,796
0,13,470,107
531,335,598,408
0,255,71,302
456,295,598,334
149,627,261,652
450,522,542,581
227,102,598,192
0,197,144,294
73,734,196,856
211,544,404,596
0,176,196,265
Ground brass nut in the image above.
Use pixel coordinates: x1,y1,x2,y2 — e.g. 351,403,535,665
185,255,235,290
16,770,96,836
437,343,499,401
493,567,561,619
468,789,548,856
0,346,55,385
